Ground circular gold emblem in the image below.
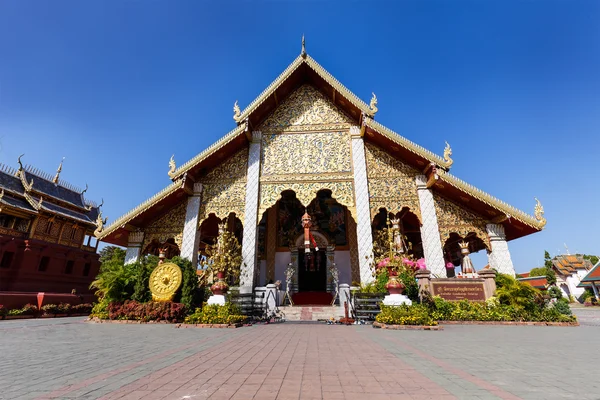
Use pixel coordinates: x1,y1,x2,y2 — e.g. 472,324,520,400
149,262,183,301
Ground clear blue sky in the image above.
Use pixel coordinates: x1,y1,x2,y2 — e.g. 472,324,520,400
1,1,598,272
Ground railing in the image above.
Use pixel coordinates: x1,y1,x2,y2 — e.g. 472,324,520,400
352,292,386,323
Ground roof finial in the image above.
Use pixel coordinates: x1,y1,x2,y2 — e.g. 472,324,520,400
301,34,306,58
443,141,453,168
369,92,378,116
81,183,88,195
52,157,65,184
17,154,24,175
233,100,242,122
168,155,176,178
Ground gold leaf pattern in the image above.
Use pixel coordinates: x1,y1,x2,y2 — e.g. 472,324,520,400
261,131,352,176
260,85,353,133
433,193,490,249
364,143,421,221
143,200,187,251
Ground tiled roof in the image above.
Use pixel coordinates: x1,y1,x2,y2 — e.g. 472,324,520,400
552,254,593,276
518,276,548,289
579,261,600,284
39,200,95,225
23,170,86,209
0,194,37,213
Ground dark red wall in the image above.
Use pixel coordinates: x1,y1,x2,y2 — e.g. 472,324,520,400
0,236,100,294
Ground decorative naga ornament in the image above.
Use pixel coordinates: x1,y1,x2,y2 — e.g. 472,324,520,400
443,141,453,168
149,262,183,301
459,241,476,276
301,211,313,254
534,198,546,228
94,211,108,237
233,100,242,122
369,92,378,116
52,157,65,184
168,155,176,178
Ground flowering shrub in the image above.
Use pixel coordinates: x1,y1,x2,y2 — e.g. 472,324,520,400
21,304,38,315
0,305,6,317
184,303,246,325
72,303,93,314
41,304,59,314
376,305,437,326
57,303,72,314
108,301,187,322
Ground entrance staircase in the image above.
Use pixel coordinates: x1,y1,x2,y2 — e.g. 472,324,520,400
279,305,344,322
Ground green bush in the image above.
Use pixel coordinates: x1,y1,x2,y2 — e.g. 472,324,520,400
529,267,547,277
172,256,202,312
184,303,246,325
376,304,437,326
548,286,563,299
553,298,572,315
90,298,110,319
41,304,59,315
131,256,158,303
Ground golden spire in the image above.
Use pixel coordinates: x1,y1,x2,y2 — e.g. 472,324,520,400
168,155,176,178
301,34,306,58
443,141,453,168
52,157,65,184
233,100,242,122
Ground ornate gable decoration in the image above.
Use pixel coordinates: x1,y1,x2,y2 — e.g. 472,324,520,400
433,193,490,249
199,149,248,223
365,143,421,221
260,85,353,133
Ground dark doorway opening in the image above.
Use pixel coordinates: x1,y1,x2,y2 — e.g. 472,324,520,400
298,250,327,292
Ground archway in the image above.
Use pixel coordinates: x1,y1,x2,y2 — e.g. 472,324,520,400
443,232,487,278
371,207,424,260
256,188,358,288
197,212,243,284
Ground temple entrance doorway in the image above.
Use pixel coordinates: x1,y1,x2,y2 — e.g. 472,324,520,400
297,249,327,292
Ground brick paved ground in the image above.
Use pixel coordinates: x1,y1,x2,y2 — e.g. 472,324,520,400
1,315,598,400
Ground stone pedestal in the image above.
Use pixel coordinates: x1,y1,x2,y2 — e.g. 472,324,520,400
265,283,277,314
478,268,497,299
207,295,226,306
415,269,432,301
382,294,412,306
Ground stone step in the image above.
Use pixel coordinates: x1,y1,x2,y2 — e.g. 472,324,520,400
278,306,344,321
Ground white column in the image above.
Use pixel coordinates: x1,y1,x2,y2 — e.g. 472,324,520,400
486,223,516,276
124,231,144,265
591,282,599,300
180,183,203,263
350,126,375,284
240,131,262,292
415,175,445,277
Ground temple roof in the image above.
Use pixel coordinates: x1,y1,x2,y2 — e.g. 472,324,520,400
0,161,101,228
518,276,548,289
578,261,600,286
552,254,593,276
98,44,547,246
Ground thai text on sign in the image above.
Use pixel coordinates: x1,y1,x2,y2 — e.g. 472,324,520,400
430,281,486,301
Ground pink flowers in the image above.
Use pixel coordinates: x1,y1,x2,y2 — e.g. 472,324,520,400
377,258,390,268
446,262,455,269
416,258,426,270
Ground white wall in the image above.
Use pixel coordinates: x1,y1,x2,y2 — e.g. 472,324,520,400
334,250,352,285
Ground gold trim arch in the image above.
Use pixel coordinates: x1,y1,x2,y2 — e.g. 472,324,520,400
258,181,356,223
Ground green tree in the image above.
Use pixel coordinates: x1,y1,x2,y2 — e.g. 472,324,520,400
529,267,547,277
98,246,126,264
583,254,599,266
131,255,159,303
90,253,138,302
172,256,201,311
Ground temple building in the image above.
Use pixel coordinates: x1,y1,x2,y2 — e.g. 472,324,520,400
0,157,103,294
98,42,547,296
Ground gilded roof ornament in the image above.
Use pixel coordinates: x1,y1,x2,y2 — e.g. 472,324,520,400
37,196,43,209
301,34,306,58
94,211,108,237
52,157,65,184
0,188,4,202
534,198,546,228
233,100,242,123
168,155,177,179
17,154,24,175
369,93,378,116
443,141,453,168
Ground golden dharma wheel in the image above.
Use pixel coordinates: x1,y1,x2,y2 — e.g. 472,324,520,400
149,262,183,301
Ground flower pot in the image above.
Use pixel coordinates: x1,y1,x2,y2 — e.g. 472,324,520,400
385,276,405,295
211,272,229,295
